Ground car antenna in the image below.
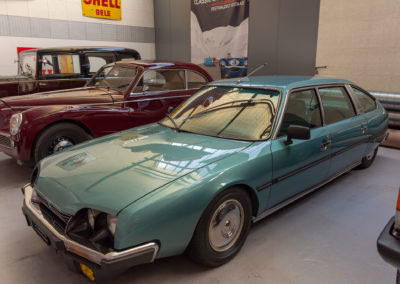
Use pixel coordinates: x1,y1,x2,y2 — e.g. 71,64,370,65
237,62,268,83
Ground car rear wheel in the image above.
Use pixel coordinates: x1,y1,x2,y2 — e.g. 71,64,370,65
187,187,252,267
33,123,92,163
358,147,378,169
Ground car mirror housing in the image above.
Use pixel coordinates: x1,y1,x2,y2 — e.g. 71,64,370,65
143,84,149,92
285,125,311,145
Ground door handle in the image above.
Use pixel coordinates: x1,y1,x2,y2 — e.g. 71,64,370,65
360,126,368,133
320,141,332,151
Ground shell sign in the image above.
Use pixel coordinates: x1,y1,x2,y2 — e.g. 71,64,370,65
81,0,121,20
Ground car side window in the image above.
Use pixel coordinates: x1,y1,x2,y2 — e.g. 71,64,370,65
187,71,208,89
319,87,356,124
133,70,185,93
278,89,322,137
41,54,81,76
85,53,116,74
352,87,376,113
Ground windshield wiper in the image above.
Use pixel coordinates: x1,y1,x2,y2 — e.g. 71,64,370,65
164,114,180,132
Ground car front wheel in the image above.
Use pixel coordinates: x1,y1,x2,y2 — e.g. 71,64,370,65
33,123,92,163
187,187,252,267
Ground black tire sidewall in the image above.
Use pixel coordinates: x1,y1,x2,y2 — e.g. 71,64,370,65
359,147,378,169
34,123,91,163
188,188,252,267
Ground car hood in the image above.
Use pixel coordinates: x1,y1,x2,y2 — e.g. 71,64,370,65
35,124,252,215
0,87,115,108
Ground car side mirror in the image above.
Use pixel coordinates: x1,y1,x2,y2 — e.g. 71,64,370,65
284,125,310,146
143,84,149,92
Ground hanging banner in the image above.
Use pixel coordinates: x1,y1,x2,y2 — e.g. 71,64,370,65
191,0,249,78
81,0,122,21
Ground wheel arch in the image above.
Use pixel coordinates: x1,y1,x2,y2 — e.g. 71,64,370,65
30,119,93,160
220,183,259,218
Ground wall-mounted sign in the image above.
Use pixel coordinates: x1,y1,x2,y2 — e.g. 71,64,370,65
191,0,249,78
81,0,121,20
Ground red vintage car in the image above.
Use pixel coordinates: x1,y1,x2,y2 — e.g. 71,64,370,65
0,60,212,165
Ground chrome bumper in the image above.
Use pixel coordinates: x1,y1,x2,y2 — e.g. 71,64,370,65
23,184,159,266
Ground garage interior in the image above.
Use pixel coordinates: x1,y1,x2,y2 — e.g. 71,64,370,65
1,0,400,283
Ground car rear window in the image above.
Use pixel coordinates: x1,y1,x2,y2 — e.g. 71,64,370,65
352,87,376,113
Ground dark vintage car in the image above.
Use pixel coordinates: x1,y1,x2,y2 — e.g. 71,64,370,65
219,56,248,78
0,46,140,98
21,76,388,280
377,188,400,283
0,60,212,164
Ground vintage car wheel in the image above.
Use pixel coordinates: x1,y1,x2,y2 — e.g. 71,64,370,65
358,147,378,169
33,123,92,163
187,187,252,267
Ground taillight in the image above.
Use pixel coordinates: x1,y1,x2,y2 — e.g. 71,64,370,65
393,188,400,237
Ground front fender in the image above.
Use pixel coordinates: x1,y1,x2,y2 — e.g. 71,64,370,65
115,141,272,258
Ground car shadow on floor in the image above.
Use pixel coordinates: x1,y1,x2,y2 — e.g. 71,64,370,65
0,154,32,189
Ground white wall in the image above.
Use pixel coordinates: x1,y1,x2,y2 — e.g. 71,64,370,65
0,0,155,75
316,0,400,93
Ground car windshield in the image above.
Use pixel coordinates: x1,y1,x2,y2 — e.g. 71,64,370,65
87,65,137,92
18,51,37,77
160,86,280,141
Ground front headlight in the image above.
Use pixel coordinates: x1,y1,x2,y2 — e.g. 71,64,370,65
107,215,117,236
10,113,23,135
67,208,117,253
30,188,41,211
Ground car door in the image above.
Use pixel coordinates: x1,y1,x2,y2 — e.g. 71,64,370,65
317,86,368,177
37,53,87,92
269,88,331,207
123,69,208,128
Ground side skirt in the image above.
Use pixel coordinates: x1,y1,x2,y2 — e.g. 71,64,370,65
252,161,361,223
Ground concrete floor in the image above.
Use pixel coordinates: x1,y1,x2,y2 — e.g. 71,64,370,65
0,147,399,284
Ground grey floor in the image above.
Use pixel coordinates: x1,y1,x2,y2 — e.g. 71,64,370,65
0,147,399,284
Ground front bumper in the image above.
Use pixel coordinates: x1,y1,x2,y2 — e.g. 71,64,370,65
21,184,159,280
377,216,400,269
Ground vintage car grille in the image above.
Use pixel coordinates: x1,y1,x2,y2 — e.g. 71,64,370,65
0,134,11,148
38,194,72,234
229,67,241,72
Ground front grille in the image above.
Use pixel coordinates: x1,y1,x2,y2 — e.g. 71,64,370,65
229,67,241,72
38,195,72,234
0,134,11,147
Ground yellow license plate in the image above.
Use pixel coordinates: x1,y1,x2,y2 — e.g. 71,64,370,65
80,263,95,281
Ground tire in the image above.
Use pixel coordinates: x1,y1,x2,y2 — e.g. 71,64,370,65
187,187,252,267
358,147,378,169
33,123,92,163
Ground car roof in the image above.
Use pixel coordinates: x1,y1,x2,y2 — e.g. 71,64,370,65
20,46,139,54
112,60,213,78
210,75,353,92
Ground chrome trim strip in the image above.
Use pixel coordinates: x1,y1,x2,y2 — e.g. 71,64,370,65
253,161,361,223
0,95,192,111
23,185,159,265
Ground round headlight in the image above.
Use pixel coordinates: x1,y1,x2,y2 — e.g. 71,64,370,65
10,113,23,136
107,215,117,236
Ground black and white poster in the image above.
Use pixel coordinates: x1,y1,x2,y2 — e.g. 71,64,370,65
191,0,249,78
